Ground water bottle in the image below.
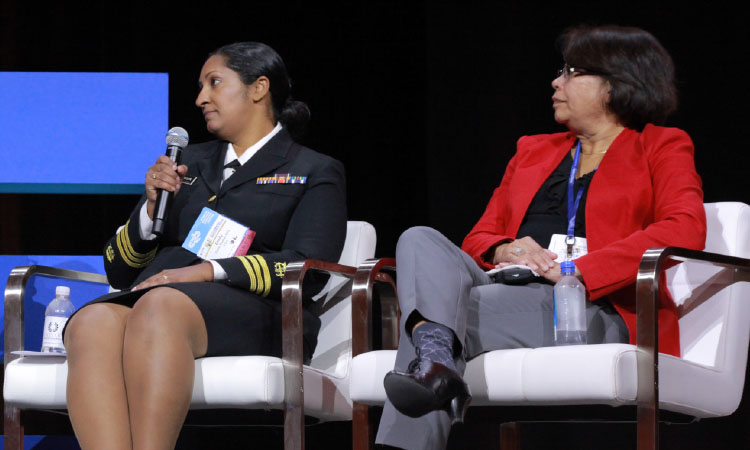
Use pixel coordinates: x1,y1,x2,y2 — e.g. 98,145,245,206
554,261,587,345
41,286,75,353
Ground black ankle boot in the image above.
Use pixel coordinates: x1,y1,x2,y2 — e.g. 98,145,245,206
384,355,471,424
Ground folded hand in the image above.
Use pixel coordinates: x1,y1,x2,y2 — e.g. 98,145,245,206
133,263,214,291
493,236,558,274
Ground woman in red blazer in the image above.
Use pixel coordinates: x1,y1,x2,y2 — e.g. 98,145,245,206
377,25,706,450
462,124,705,357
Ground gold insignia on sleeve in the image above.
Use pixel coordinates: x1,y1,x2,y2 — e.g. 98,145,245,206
254,255,272,297
274,262,287,278
106,245,115,263
115,221,157,268
237,254,272,297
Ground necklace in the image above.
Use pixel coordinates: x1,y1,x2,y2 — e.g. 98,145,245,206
581,150,607,155
572,145,607,156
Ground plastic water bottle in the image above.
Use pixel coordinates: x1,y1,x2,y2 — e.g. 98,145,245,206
554,261,587,345
41,286,75,353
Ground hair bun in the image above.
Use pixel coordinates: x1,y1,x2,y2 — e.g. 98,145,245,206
279,99,311,141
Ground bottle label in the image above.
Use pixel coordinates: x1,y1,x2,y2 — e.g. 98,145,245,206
42,316,69,351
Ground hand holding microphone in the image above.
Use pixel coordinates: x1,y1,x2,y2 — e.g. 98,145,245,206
146,127,189,236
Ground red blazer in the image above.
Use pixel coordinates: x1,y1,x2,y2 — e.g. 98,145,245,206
461,125,706,356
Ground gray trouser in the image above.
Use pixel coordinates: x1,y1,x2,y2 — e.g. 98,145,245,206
375,227,628,450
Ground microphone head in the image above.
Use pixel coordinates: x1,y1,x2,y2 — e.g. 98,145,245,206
166,127,189,148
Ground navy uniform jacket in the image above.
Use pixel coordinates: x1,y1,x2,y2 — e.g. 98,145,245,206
103,128,347,300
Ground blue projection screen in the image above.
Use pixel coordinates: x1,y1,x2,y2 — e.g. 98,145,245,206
0,72,168,194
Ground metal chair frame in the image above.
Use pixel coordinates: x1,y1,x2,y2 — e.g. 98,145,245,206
349,248,750,450
3,259,360,450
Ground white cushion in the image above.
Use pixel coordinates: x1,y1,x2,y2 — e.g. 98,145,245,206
350,347,638,408
350,350,395,405
465,344,638,406
3,355,69,409
349,345,741,417
190,356,285,408
3,355,351,420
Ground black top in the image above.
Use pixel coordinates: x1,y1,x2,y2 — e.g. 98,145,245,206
516,151,596,248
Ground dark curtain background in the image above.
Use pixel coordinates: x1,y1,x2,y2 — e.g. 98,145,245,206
1,0,747,257
1,1,749,448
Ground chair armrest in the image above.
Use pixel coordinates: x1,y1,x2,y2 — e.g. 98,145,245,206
280,259,357,442
352,258,398,357
635,247,750,447
3,265,109,367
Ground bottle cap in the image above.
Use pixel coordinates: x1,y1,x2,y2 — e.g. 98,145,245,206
55,286,70,297
560,260,576,276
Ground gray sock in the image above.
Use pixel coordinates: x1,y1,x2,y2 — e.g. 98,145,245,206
411,322,457,372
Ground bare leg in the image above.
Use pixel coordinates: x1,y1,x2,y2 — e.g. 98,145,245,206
65,303,133,450
123,287,208,450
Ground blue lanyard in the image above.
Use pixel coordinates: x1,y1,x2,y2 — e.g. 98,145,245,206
567,141,584,239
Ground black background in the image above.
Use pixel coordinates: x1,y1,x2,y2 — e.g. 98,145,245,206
1,1,748,448
1,1,747,256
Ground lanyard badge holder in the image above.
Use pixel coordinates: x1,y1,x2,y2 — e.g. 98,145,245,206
565,235,576,262
566,141,584,262
554,141,588,346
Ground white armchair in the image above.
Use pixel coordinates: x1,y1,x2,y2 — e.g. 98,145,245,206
3,220,377,450
349,202,750,450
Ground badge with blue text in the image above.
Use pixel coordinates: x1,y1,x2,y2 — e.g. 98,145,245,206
182,208,255,259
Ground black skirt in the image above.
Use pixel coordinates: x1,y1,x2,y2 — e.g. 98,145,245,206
68,282,322,362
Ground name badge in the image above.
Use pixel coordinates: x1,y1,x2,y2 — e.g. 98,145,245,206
549,233,587,263
182,207,255,259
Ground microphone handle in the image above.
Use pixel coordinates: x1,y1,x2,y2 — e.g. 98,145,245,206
152,145,183,236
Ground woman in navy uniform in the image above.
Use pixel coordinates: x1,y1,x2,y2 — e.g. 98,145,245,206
63,42,347,449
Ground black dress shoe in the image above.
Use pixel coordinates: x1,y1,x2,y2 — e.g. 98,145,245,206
384,357,471,424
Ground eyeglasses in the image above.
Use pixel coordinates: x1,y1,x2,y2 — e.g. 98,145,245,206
556,64,607,80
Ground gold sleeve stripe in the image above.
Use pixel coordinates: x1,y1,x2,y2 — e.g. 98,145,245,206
238,256,258,293
247,256,265,295
115,221,157,268
121,221,157,261
115,233,152,268
236,255,272,297
252,255,272,297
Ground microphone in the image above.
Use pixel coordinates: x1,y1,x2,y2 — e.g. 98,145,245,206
152,127,189,236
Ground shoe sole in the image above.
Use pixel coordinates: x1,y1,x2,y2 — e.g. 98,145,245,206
383,372,441,418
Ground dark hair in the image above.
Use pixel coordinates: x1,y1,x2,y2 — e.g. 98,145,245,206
558,25,678,131
209,42,310,141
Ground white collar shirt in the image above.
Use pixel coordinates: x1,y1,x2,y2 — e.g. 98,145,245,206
221,122,283,185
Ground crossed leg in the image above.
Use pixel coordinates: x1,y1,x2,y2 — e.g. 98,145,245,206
64,287,208,450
